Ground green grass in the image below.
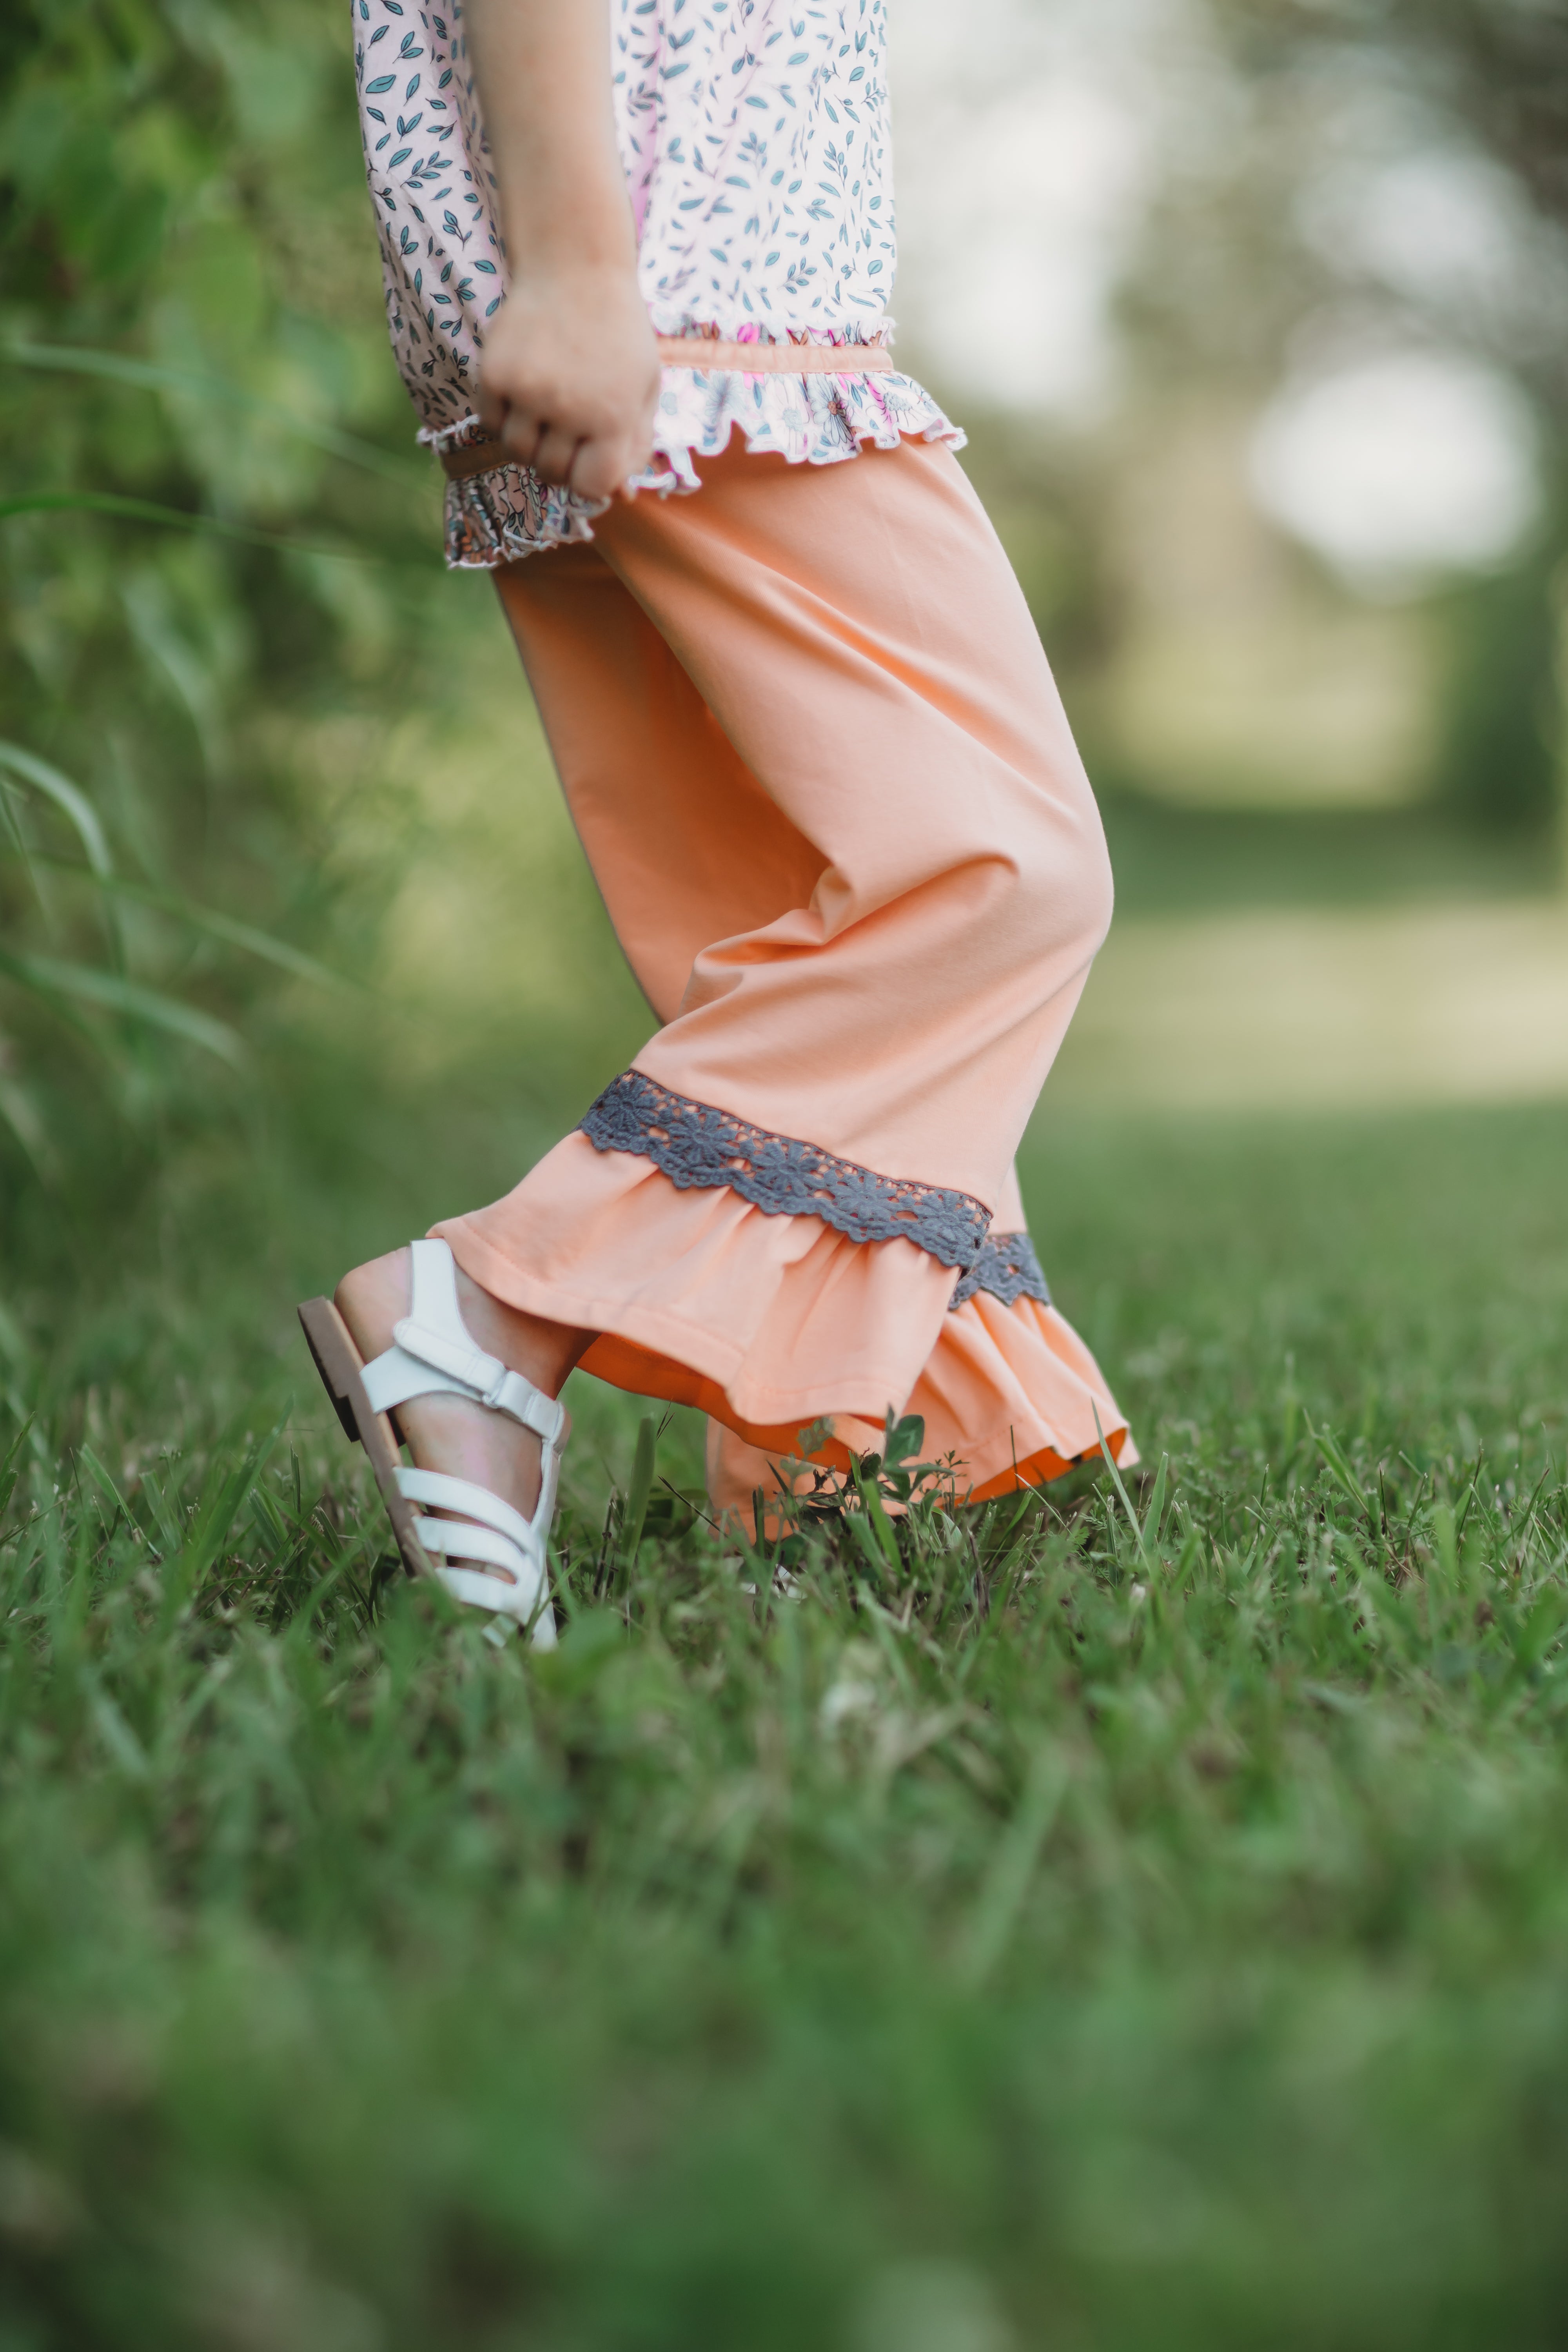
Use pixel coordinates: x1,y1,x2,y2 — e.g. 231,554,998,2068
5,1100,1568,2351
1095,789,1557,918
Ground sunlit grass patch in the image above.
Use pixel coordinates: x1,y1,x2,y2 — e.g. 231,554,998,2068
5,1107,1568,2347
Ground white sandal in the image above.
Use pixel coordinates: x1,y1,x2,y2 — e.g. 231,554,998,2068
298,1238,568,1646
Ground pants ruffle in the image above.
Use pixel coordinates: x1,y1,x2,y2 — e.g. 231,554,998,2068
446,436,1131,1520
438,1136,1133,1527
708,1291,1136,1535
436,1129,956,1447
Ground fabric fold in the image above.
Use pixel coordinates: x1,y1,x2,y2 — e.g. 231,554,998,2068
707,1288,1137,1532
436,1130,959,1446
442,434,1126,1517
438,1131,1132,1517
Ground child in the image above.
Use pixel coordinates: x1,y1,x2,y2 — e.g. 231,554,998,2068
299,0,1134,1642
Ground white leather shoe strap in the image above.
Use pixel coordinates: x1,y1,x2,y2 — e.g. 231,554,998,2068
361,1342,474,1417
359,1240,569,1442
390,1316,568,1444
392,1314,506,1400
397,1465,541,1554
411,1513,534,1582
434,1563,558,1642
422,1530,552,1635
407,1236,466,1332
401,1241,501,1395
514,1384,568,1445
434,1563,525,1615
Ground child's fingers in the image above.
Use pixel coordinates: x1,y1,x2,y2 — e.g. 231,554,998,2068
531,425,583,485
497,406,545,467
571,429,654,504
477,401,657,499
568,438,621,503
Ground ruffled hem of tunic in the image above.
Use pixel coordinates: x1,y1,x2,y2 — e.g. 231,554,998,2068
421,364,965,571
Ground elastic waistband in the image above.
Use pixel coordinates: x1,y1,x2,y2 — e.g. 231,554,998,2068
437,338,898,481
658,336,895,374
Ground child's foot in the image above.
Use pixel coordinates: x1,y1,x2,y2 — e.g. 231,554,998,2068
334,1247,590,1575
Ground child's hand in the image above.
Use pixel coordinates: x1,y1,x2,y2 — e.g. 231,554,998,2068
478,263,661,502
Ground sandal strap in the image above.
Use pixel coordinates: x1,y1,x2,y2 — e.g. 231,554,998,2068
389,1318,565,1440
361,1343,476,1418
352,1241,568,1647
404,1477,557,1628
417,1524,550,1632
410,1512,532,1580
433,1562,557,1642
397,1465,542,1556
359,1239,568,1446
399,1464,555,1630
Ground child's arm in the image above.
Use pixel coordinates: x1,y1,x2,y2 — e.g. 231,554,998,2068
466,0,659,499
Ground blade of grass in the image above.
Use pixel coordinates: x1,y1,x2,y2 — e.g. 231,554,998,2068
1142,1452,1171,1550
0,744,112,877
851,1460,902,1575
958,1742,1069,1990
1310,1417,1382,1537
5,340,424,485
0,491,398,564
621,1417,657,1570
1092,1403,1154,1572
13,855,354,992
0,948,245,1064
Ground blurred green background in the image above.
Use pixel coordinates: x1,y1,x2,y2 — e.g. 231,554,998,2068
7,7,1568,2349
3,0,1566,1317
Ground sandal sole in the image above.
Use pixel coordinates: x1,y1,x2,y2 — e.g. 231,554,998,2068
298,1295,431,1584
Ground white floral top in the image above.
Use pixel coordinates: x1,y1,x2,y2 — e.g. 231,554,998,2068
352,0,961,564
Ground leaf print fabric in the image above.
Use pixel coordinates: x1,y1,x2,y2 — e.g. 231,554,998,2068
616,0,893,337
352,0,963,565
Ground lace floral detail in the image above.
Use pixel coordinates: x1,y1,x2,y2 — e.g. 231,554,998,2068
581,1072,991,1271
433,362,964,568
949,1232,1052,1313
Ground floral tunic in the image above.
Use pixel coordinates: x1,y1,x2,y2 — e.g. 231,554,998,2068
352,0,962,564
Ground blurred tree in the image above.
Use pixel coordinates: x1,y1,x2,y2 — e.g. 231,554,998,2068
0,0,446,1238
1432,524,1565,833
1225,0,1568,243
1189,0,1568,836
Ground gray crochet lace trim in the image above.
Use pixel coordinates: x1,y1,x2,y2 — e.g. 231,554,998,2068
949,1231,1052,1312
580,1071,991,1270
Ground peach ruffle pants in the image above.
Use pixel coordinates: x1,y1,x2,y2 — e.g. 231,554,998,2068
434,435,1133,1521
